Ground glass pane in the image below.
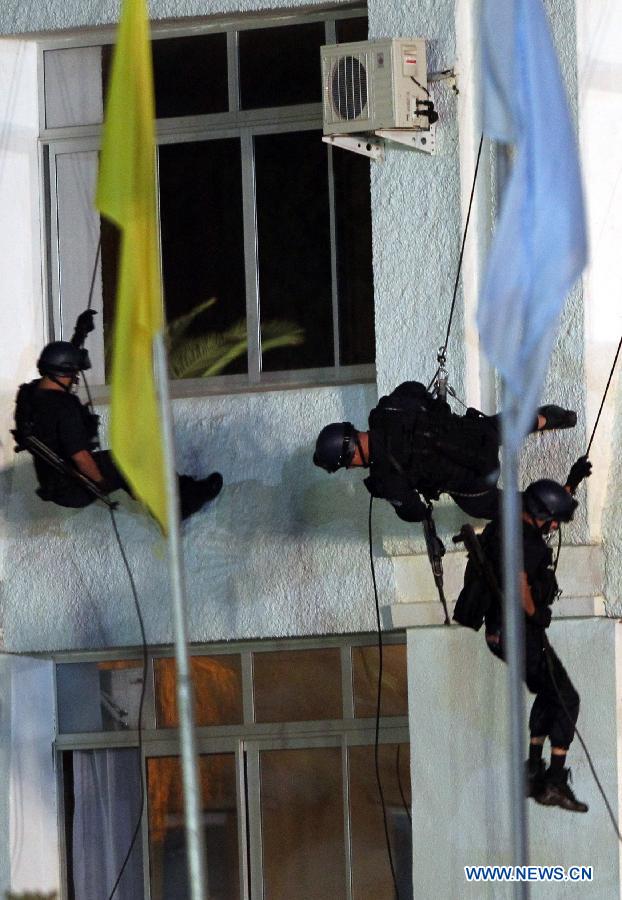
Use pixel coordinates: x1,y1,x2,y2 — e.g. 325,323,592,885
154,655,243,727
336,17,369,43
56,660,143,733
148,754,240,900
44,47,105,128
333,148,374,364
253,648,342,722
255,131,333,371
158,139,247,378
64,749,143,900
102,35,228,118
352,644,408,718
260,747,345,899
54,151,106,381
349,744,412,900
239,23,324,109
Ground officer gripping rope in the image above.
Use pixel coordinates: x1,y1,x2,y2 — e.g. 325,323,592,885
313,380,577,621
13,310,223,520
453,470,592,814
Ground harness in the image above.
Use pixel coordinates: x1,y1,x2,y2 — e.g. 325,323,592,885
452,523,503,630
12,381,116,509
369,386,499,502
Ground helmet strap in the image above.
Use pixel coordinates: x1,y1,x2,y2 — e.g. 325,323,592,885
48,373,74,393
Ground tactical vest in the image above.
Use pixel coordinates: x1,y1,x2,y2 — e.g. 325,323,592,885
368,382,499,501
13,379,99,452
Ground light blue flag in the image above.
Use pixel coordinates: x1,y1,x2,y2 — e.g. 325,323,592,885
478,0,587,448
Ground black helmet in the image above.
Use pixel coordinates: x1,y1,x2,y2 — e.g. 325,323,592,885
37,341,90,376
313,422,358,473
523,479,577,523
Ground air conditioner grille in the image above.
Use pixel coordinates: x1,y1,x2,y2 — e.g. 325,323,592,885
330,55,368,120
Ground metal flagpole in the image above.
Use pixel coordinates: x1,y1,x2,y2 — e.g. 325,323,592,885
500,386,529,900
154,333,208,900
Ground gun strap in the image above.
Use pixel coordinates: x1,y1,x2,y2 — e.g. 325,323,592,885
16,431,117,509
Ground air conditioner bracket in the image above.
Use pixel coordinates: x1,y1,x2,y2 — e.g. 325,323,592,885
375,124,436,155
322,134,384,161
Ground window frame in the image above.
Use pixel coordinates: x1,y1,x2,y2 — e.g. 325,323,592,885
54,632,409,900
38,8,375,400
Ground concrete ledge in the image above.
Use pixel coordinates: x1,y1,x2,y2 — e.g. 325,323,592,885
384,595,608,629
386,543,606,628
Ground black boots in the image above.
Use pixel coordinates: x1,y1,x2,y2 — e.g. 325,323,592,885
178,472,223,520
537,404,577,430
535,767,588,813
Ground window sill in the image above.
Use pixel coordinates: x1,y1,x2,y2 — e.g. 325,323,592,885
84,364,376,405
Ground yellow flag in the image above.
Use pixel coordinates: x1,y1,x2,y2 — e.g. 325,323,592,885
96,0,167,531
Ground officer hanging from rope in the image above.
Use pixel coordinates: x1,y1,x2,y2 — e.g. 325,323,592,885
13,309,223,519
312,372,577,621
312,127,582,622
452,467,592,813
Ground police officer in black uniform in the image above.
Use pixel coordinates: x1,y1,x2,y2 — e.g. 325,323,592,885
313,381,576,522
14,311,223,519
456,467,592,812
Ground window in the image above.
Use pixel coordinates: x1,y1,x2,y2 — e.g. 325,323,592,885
41,10,374,393
56,635,411,899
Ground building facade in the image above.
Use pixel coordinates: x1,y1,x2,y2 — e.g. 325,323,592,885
0,0,620,896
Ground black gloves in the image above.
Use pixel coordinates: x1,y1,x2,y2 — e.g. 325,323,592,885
566,455,592,493
536,404,577,431
528,606,552,628
393,493,428,523
71,309,98,348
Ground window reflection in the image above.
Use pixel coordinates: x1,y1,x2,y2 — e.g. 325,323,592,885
154,656,243,728
349,743,412,900
253,648,342,722
260,747,345,899
352,644,408,718
148,754,240,900
56,659,143,733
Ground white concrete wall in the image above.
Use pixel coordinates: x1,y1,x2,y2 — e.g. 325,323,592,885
408,619,621,898
0,1,605,652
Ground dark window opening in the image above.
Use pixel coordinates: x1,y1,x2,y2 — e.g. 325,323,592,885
336,16,369,43
333,148,374,365
239,23,325,109
255,130,333,372
49,12,375,387
102,34,229,118
158,139,247,378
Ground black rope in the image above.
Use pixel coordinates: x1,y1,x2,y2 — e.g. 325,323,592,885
87,236,102,312
395,744,412,826
368,496,401,900
586,333,622,457
439,133,484,362
106,507,149,900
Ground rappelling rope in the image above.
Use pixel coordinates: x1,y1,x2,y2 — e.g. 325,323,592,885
428,133,484,394
586,333,622,457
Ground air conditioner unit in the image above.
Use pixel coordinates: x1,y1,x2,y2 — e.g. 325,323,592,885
321,38,430,135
